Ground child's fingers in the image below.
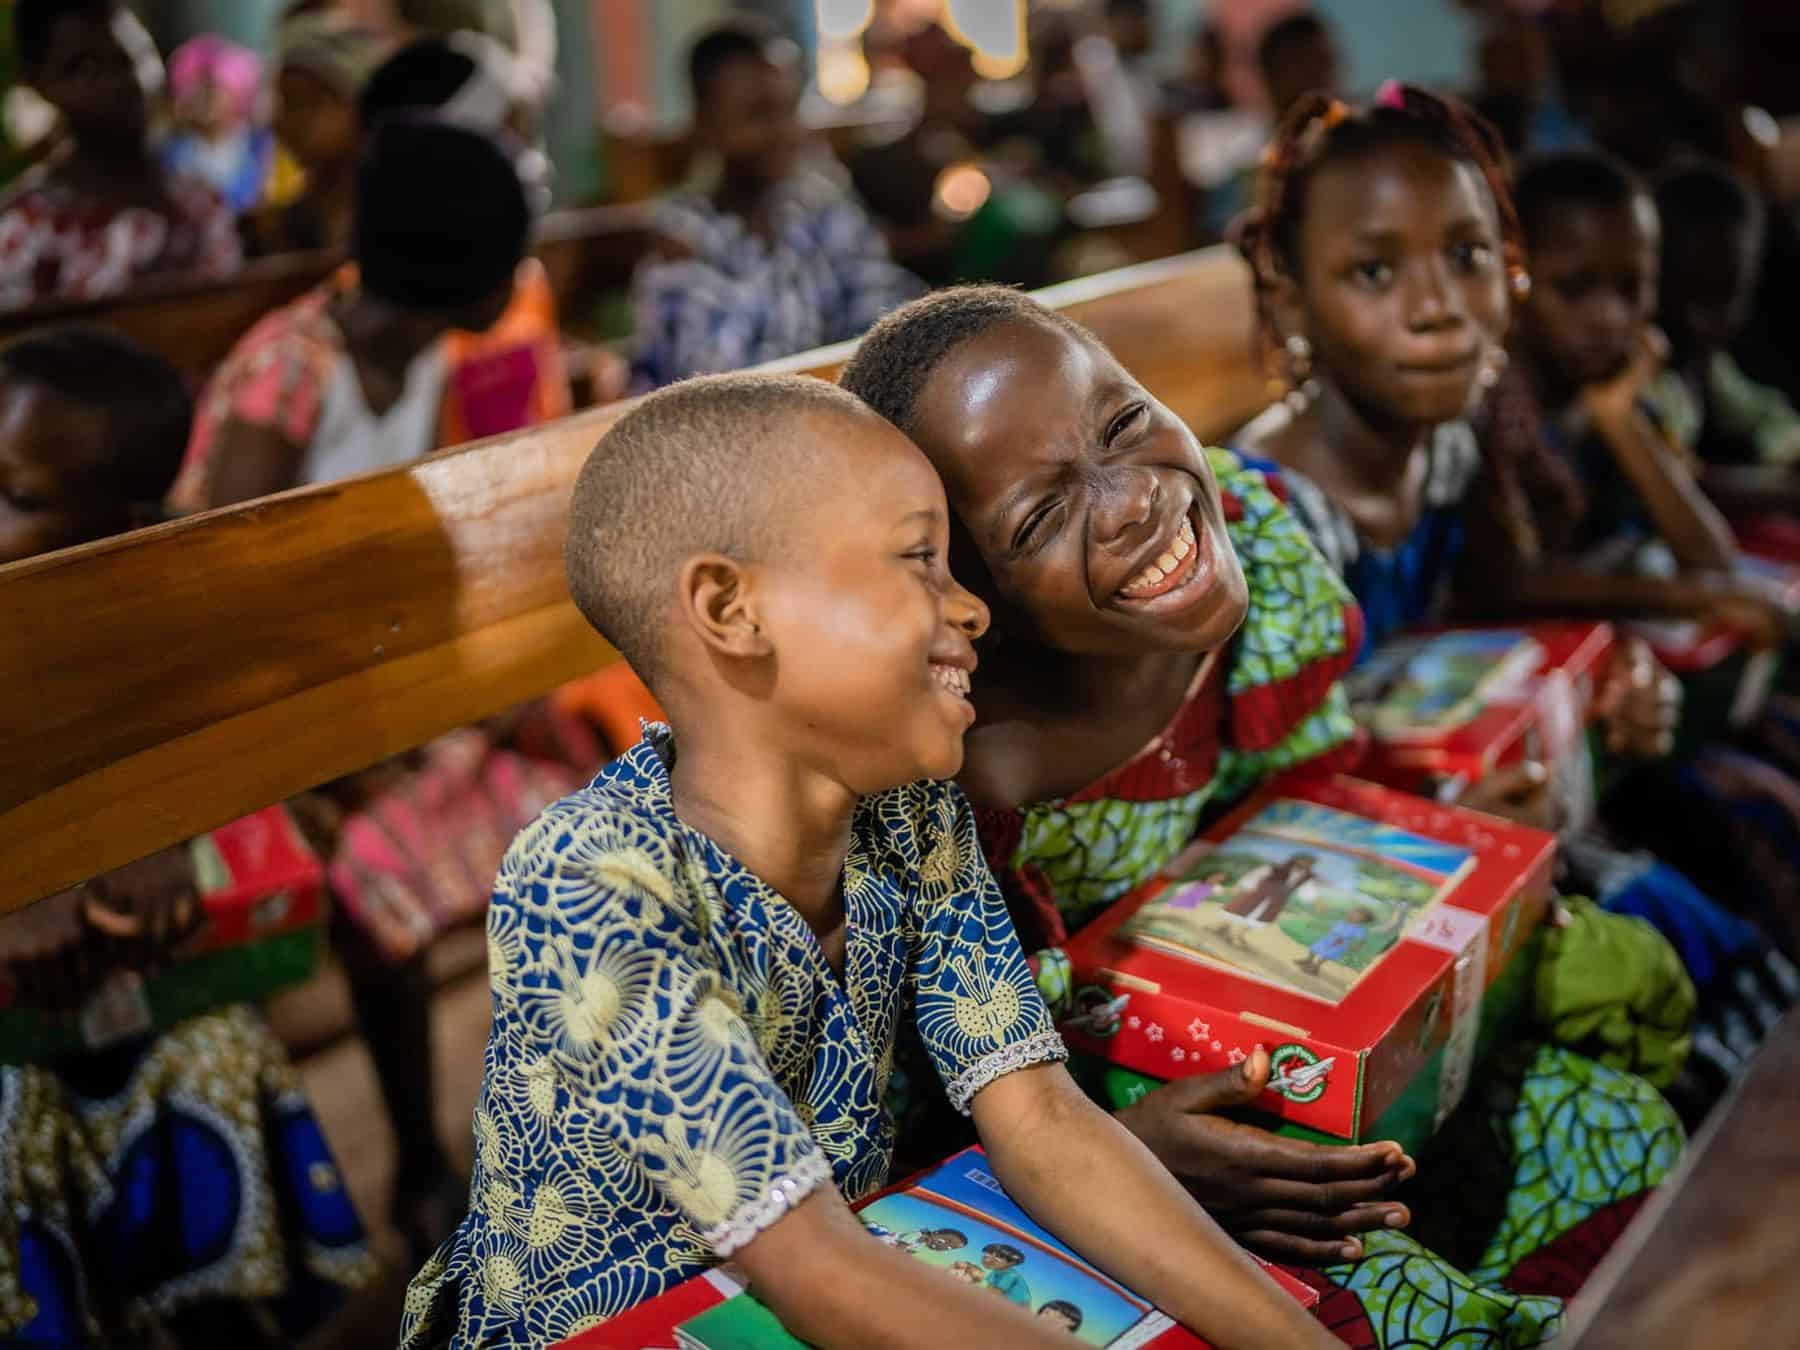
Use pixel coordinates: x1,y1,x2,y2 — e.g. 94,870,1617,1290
1225,1131,1407,1185
1246,1171,1408,1216
1230,1204,1408,1244
1236,1229,1370,1265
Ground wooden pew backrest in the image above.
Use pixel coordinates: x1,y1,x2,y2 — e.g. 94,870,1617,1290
0,246,1263,912
0,205,655,389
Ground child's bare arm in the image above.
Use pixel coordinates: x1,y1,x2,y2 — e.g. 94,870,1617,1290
973,1062,1337,1350
732,1187,1070,1350
1476,565,1790,649
1583,332,1737,571
204,418,307,508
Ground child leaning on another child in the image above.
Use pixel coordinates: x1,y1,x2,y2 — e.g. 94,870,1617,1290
401,375,1337,1349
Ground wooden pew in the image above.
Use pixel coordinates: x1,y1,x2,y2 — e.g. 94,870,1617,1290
0,244,1263,915
1554,1007,1800,1349
0,204,654,388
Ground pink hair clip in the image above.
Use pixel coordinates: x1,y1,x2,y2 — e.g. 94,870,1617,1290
1375,80,1407,111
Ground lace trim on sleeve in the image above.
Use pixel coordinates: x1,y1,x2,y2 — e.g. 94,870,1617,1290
703,1150,836,1258
943,1029,1068,1115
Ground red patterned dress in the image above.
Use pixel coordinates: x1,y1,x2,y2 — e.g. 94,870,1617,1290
0,171,240,307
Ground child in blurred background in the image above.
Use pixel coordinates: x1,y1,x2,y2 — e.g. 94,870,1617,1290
630,17,921,388
161,34,275,215
0,0,240,306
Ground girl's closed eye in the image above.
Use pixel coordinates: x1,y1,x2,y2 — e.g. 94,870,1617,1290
1105,402,1147,447
1011,498,1063,555
1350,258,1394,289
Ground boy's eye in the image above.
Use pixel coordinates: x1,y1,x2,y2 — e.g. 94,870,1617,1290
1104,402,1147,447
0,488,41,512
1351,260,1394,289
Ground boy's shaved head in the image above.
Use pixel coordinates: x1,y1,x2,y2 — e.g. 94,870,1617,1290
565,373,881,688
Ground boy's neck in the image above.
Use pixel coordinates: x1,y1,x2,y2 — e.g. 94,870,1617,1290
667,726,857,940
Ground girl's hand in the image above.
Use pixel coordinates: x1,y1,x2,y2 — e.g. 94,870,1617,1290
1595,637,1681,759
1581,327,1670,430
1453,761,1556,831
1116,1047,1414,1264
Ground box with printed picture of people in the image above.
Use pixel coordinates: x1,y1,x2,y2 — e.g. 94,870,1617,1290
558,1147,1318,1349
1061,776,1554,1153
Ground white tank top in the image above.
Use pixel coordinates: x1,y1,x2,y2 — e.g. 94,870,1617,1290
297,340,449,488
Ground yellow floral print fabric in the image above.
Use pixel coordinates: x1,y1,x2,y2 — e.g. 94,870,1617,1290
400,729,1064,1346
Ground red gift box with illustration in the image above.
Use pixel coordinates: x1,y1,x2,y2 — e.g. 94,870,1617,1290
0,805,326,1061
1347,623,1612,798
1060,776,1554,1147
1625,555,1795,728
555,1146,1318,1349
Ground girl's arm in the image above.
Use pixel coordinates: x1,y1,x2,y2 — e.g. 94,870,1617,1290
973,1062,1338,1350
733,1188,1070,1350
204,417,307,508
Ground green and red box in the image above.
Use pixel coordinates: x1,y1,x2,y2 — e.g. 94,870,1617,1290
1060,775,1554,1151
0,805,326,1063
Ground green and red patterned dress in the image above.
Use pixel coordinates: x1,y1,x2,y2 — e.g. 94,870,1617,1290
969,451,1683,1349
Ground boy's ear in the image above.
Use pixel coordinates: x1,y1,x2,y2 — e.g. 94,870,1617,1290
676,553,772,661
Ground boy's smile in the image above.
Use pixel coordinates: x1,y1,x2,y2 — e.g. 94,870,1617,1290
747,410,987,791
909,318,1249,658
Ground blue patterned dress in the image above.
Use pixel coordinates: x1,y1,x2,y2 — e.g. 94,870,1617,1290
400,729,1067,1346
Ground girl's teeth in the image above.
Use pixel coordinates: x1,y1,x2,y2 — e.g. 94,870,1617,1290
1172,529,1192,560
1156,551,1178,572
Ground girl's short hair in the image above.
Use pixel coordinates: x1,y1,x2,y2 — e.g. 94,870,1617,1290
837,285,1091,440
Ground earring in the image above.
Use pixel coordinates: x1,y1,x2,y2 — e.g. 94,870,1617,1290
1508,264,1532,303
1477,347,1509,390
1281,334,1318,412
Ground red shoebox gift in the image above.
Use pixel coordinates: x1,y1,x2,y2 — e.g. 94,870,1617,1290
0,805,326,1060
1060,775,1554,1145
1347,623,1612,798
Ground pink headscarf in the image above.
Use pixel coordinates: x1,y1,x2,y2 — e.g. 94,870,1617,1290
168,35,263,124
